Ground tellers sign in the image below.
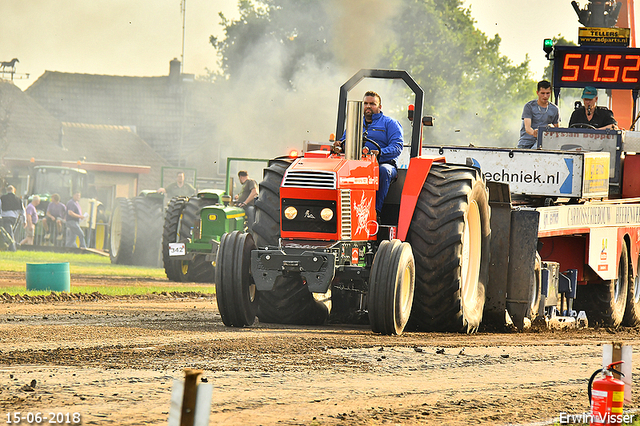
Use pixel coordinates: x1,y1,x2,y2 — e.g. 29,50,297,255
553,45,640,90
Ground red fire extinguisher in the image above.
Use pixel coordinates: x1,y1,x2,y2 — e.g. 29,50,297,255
588,361,625,426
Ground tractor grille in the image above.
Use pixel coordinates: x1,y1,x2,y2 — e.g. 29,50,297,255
283,170,336,189
341,190,351,240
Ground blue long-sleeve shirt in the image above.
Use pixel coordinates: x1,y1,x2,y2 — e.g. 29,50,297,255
363,112,404,164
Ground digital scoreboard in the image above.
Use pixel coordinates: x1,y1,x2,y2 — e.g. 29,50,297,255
553,45,640,90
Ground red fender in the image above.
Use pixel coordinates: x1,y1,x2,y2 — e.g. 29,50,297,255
397,156,445,241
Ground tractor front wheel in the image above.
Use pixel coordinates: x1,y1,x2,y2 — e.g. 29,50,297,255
215,231,259,327
368,240,415,335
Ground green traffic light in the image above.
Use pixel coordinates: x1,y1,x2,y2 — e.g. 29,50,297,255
543,38,553,59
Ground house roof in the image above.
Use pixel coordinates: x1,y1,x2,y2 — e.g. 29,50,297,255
25,69,219,167
1,80,169,190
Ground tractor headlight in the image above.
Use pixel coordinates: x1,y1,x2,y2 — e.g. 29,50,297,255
284,206,298,220
320,208,334,221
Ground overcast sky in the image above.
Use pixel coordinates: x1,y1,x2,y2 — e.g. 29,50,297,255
1,0,638,91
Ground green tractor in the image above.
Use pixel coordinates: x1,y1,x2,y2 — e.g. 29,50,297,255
162,158,268,282
162,190,246,282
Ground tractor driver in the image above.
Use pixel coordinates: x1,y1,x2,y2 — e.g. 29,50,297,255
568,86,618,130
334,91,404,216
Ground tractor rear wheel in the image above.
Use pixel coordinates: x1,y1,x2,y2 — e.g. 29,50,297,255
162,196,187,281
132,195,164,267
256,276,329,325
251,157,328,325
215,231,259,327
577,241,628,327
179,196,217,282
623,251,640,326
368,240,415,335
252,157,295,248
109,198,135,265
406,163,491,333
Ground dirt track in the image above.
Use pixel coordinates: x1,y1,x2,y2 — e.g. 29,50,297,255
1,271,640,425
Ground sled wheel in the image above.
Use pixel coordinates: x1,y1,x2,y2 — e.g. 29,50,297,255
624,250,640,326
368,240,415,335
215,231,258,327
578,241,629,327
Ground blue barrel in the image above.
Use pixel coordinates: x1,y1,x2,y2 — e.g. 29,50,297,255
26,262,71,292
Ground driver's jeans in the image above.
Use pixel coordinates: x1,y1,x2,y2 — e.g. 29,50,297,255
377,163,397,212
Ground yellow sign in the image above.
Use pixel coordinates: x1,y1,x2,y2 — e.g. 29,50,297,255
583,154,610,194
579,27,630,46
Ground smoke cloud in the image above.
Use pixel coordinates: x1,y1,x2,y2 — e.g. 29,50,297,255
195,0,410,178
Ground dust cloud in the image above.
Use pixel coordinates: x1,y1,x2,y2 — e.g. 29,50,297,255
206,0,409,171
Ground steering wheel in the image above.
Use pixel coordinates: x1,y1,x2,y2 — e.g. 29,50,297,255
570,123,596,129
363,136,381,161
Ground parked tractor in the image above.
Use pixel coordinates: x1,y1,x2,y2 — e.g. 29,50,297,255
160,158,270,282
109,191,165,267
14,166,107,249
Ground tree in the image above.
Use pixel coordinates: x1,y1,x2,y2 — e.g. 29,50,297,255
382,0,534,146
210,0,334,87
210,0,537,147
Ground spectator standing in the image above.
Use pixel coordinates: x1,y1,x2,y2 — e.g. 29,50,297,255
0,185,24,251
65,191,87,249
44,193,66,242
20,195,40,246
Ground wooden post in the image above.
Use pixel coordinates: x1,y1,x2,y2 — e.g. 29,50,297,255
612,341,623,380
180,368,203,426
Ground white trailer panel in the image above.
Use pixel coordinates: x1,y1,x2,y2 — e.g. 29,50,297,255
415,146,609,198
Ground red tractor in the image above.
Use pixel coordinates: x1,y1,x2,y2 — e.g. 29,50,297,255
215,69,491,335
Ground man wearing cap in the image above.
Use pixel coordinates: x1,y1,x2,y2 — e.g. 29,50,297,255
569,86,618,130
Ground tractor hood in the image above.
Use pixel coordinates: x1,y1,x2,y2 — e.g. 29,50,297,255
283,155,378,191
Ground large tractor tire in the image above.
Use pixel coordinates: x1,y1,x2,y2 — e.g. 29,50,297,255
132,195,164,267
623,249,640,326
179,196,217,282
162,196,188,282
252,157,295,248
215,231,259,327
368,240,415,335
251,157,328,325
406,163,491,333
256,276,329,325
576,241,628,327
109,198,136,265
